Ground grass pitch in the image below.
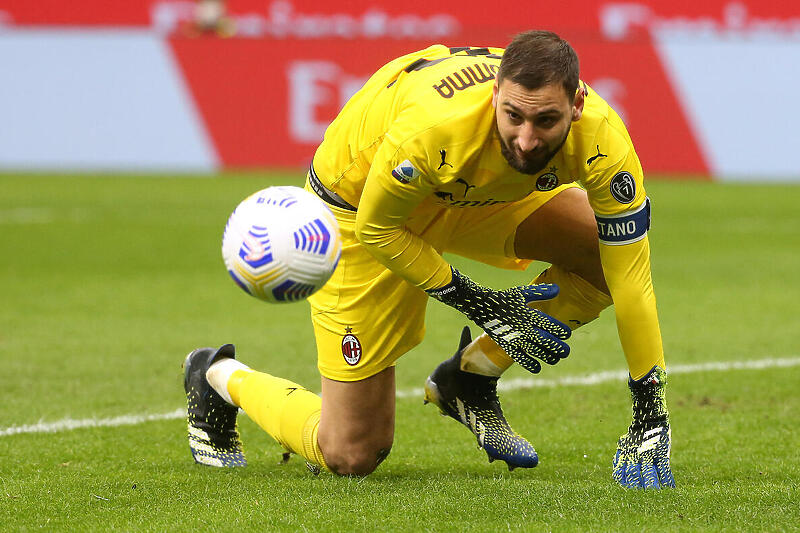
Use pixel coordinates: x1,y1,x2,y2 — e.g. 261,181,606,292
0,173,798,532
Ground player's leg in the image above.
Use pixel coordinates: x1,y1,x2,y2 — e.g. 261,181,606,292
317,368,395,475
514,186,612,331
514,186,607,294
223,360,395,476
300,276,424,475
183,339,397,477
188,344,396,477
422,185,611,468
183,344,329,470
302,194,429,474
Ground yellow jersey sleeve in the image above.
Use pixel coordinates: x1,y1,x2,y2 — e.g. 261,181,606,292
599,235,664,376
577,96,664,373
354,115,453,291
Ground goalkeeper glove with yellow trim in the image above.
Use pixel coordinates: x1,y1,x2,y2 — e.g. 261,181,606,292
612,366,676,489
426,267,571,374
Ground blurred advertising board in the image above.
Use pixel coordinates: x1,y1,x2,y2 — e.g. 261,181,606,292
1,1,798,179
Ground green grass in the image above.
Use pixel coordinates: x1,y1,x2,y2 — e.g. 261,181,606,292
1,174,798,531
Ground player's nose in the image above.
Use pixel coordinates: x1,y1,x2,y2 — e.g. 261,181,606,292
516,125,540,153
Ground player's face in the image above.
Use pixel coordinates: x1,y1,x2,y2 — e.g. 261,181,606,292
492,80,584,175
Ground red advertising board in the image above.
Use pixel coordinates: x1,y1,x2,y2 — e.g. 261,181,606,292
3,1,799,175
6,0,797,33
169,34,708,173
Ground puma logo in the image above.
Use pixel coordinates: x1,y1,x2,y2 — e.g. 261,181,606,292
586,145,608,165
435,191,455,202
438,149,454,170
455,178,475,197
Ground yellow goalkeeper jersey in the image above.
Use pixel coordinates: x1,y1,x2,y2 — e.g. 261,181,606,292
312,45,662,369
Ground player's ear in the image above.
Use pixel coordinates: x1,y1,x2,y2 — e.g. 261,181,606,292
571,86,585,121
492,81,499,109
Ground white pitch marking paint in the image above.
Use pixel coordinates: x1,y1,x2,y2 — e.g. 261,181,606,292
0,207,90,225
0,408,185,437
2,357,799,437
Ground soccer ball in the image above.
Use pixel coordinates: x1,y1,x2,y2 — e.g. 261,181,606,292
221,186,342,303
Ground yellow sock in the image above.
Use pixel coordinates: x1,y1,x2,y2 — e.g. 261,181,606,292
228,369,328,471
526,265,613,329
471,334,514,373
463,266,613,371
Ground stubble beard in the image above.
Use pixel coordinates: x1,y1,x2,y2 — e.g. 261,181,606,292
498,123,571,175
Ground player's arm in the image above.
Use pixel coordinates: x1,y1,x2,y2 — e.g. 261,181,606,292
601,235,674,489
355,135,571,374
354,147,450,290
586,148,674,488
597,210,664,376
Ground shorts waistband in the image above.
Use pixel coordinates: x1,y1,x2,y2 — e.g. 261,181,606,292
308,165,357,212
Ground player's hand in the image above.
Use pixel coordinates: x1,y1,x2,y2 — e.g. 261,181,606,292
426,267,571,373
612,366,675,489
613,424,675,489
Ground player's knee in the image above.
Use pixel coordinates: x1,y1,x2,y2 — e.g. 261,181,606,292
324,445,392,477
559,237,607,293
572,240,602,275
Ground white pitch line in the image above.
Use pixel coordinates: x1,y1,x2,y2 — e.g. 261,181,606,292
0,207,88,225
2,357,799,438
397,356,800,398
0,408,185,438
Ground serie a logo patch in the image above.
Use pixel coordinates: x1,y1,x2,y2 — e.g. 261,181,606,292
341,327,362,366
391,160,421,183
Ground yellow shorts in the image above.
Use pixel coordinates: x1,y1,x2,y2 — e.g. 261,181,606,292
307,180,578,381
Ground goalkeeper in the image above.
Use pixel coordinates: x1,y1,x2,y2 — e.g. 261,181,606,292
183,30,674,489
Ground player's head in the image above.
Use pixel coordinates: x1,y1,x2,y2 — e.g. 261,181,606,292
497,30,580,98
493,30,584,175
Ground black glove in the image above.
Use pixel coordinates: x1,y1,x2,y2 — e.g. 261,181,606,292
426,267,571,373
612,366,675,488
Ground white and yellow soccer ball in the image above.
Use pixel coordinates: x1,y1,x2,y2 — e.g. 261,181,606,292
222,186,342,303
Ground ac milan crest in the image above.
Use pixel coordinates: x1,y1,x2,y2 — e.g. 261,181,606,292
342,327,362,366
536,172,559,191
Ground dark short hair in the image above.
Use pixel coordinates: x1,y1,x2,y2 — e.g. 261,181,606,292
498,30,580,99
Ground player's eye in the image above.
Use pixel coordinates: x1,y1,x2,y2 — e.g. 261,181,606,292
507,111,522,123
537,116,558,128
